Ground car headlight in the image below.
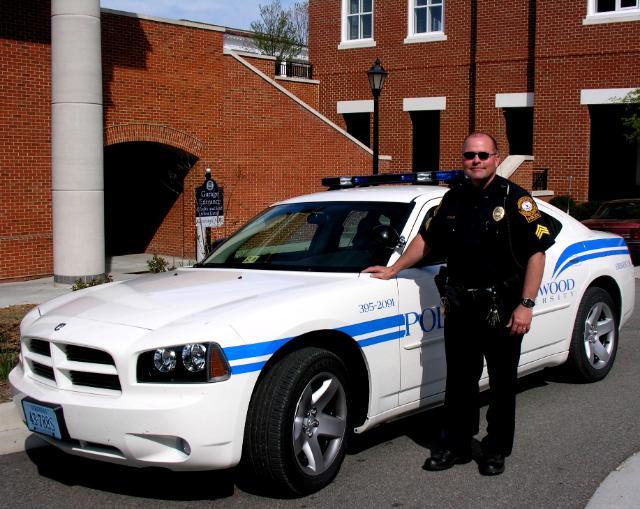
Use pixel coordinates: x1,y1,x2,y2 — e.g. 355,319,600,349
137,342,230,383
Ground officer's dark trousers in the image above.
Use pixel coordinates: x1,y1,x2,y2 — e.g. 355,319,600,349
442,309,524,457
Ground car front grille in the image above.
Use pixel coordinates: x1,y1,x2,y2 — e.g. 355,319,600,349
31,361,55,381
23,337,121,395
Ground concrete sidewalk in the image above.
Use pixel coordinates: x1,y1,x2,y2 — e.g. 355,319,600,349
1,259,639,507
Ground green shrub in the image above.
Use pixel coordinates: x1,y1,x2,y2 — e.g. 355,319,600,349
0,351,16,383
147,254,175,273
72,274,113,291
549,195,576,214
571,201,602,221
549,196,602,221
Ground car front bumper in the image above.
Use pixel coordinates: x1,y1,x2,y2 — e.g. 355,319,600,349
9,363,257,470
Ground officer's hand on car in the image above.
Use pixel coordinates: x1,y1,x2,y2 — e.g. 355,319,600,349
362,265,399,280
507,304,533,336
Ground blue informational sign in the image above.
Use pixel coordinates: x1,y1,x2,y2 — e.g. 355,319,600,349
195,176,224,227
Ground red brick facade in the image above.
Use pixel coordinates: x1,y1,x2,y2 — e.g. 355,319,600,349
0,1,371,280
309,0,640,202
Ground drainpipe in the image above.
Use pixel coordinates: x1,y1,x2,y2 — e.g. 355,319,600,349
51,0,104,284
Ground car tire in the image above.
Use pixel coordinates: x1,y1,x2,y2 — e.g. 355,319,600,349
242,347,350,495
566,287,618,382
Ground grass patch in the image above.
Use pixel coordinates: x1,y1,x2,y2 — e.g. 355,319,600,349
0,304,35,402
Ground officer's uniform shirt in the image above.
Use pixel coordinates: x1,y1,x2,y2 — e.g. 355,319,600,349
420,175,555,289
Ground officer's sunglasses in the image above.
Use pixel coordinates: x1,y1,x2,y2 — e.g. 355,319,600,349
462,151,497,161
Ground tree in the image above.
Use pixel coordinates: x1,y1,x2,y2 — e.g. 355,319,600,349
618,88,640,143
250,0,307,61
291,1,309,46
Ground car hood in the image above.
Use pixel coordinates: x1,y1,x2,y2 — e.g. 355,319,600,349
37,268,346,330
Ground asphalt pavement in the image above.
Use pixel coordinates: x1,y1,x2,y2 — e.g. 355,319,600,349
0,257,638,508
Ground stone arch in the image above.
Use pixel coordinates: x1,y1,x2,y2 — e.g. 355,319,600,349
105,123,205,157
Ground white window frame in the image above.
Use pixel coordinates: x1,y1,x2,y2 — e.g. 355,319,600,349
405,0,447,44
584,0,640,25
339,0,376,50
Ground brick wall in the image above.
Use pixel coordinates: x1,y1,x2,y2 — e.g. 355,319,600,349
101,12,225,260
534,1,640,202
275,77,320,110
309,0,640,201
0,2,370,280
214,52,371,240
0,0,53,280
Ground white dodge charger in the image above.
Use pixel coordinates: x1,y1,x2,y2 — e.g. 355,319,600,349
9,173,635,495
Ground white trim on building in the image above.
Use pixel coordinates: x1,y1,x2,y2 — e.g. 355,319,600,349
402,96,447,111
580,88,639,105
495,93,535,108
337,100,375,114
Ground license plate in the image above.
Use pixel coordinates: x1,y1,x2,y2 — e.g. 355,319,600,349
22,400,63,440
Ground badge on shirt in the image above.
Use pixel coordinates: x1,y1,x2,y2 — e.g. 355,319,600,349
517,196,541,223
492,206,505,222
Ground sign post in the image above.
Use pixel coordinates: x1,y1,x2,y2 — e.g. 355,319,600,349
195,168,224,261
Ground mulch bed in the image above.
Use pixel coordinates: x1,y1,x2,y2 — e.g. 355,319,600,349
0,305,35,403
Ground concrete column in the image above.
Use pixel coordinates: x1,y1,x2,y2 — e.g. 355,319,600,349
51,0,104,284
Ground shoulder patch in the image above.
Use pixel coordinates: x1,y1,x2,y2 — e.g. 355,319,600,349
517,196,541,223
424,205,441,231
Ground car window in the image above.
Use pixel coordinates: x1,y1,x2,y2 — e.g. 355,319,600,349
415,205,446,267
594,202,640,219
202,201,413,272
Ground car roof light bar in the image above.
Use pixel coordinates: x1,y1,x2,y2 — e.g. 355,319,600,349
321,170,465,189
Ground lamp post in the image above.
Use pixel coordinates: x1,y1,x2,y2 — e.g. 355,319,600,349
367,58,388,175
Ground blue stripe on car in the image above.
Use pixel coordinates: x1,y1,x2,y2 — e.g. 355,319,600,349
223,314,406,374
554,248,629,278
230,361,268,375
552,238,628,278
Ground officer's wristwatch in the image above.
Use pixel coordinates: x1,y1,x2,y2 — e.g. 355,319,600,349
521,298,535,308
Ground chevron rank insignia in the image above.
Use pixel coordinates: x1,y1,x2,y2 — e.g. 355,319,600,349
535,225,550,239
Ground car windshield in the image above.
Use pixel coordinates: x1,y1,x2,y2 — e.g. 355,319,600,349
201,201,413,272
593,201,640,220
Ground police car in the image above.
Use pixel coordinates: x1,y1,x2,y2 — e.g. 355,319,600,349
9,172,635,495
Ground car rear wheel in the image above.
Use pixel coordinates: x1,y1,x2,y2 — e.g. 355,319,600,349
242,347,350,495
567,287,618,382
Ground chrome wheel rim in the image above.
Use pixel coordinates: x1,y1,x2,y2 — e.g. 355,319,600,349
582,301,616,370
292,372,347,476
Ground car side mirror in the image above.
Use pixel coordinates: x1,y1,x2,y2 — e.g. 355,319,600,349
371,224,401,249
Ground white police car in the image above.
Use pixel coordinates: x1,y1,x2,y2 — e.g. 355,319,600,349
9,172,635,494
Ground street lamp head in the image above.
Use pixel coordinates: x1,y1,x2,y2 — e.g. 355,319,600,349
367,58,388,96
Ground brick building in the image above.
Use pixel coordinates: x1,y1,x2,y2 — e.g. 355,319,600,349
308,0,640,202
0,1,372,281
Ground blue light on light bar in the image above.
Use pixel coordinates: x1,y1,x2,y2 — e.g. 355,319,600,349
321,170,464,189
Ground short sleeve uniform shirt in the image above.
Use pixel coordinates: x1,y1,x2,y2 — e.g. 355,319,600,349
420,175,555,288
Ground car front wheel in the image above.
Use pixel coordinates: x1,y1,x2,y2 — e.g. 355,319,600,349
243,347,350,495
567,287,618,382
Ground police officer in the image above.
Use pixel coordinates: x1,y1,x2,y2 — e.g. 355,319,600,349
364,132,554,476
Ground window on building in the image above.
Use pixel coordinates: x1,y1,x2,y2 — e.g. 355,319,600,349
504,108,534,155
343,113,371,147
413,0,444,34
405,0,446,43
595,0,639,12
410,111,440,172
346,0,374,40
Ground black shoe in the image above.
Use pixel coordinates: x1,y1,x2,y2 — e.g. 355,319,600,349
478,454,505,476
423,449,472,471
